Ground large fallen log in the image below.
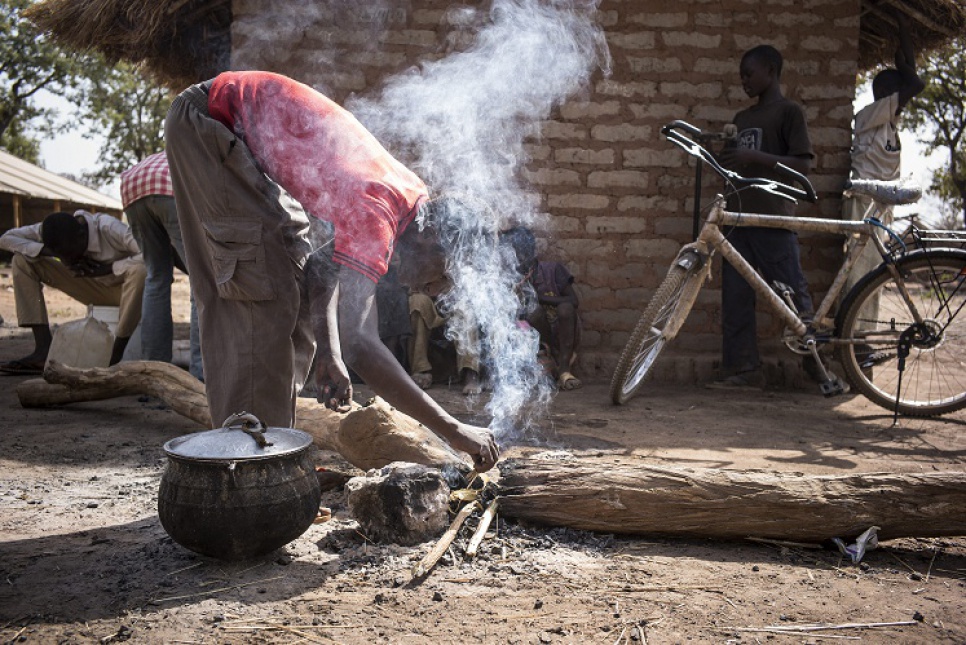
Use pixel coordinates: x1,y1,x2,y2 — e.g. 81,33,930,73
17,360,467,471
497,458,966,540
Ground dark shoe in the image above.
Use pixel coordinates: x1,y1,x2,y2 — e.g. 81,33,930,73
706,370,764,391
0,359,44,375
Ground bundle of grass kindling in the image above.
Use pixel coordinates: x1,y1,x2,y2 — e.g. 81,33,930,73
24,0,231,91
859,0,966,71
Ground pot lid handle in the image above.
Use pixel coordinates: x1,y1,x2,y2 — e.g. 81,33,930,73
222,411,274,449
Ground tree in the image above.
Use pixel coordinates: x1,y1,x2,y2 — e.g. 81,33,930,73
79,62,172,184
908,39,966,227
0,0,86,164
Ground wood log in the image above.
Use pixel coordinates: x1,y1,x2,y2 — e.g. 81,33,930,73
19,360,211,426
497,459,966,540
17,360,468,471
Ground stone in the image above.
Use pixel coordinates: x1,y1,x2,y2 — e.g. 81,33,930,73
345,462,450,546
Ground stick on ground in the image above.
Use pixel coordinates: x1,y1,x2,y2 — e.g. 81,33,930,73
412,502,479,579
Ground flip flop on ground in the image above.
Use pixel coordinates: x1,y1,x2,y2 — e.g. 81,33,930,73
557,372,582,390
0,359,44,375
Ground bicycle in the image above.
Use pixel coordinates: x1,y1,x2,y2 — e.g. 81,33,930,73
610,120,966,418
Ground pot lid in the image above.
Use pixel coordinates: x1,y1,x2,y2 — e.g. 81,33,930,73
163,412,313,461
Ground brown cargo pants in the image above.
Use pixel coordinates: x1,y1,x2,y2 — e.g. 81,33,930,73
164,82,315,429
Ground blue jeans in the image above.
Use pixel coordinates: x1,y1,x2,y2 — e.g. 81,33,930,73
126,195,203,380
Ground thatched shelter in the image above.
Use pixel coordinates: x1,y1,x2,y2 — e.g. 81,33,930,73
25,0,966,91
24,0,231,90
859,0,966,70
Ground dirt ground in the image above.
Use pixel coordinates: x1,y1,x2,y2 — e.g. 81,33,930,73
1,270,964,644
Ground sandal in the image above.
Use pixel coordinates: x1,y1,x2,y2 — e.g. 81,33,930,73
557,371,582,391
0,359,44,376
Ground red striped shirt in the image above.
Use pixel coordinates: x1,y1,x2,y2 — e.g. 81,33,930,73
120,152,173,207
207,71,427,282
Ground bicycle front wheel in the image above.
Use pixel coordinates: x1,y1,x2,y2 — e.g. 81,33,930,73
611,259,703,405
836,249,966,416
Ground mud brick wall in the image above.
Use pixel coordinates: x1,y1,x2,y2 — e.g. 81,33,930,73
232,0,860,383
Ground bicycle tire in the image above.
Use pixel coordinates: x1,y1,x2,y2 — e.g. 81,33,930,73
610,260,703,405
835,248,966,417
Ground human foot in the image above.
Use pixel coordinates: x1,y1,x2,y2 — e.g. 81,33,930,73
557,371,582,390
462,369,482,395
412,371,433,389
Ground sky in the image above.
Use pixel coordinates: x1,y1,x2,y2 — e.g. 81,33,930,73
35,84,945,222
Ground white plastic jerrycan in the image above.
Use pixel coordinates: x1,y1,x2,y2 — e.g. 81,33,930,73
45,305,114,369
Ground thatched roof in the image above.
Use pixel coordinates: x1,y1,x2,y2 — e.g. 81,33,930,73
25,0,966,91
860,0,966,70
24,0,231,91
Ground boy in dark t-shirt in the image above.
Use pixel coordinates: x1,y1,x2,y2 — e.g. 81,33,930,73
709,45,815,390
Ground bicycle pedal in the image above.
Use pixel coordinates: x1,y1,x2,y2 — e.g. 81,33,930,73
819,377,849,397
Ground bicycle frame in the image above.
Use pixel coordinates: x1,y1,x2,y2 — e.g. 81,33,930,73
671,195,915,344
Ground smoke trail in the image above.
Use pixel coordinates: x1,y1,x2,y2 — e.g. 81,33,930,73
350,0,610,439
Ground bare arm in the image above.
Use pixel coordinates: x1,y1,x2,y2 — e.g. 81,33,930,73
306,250,352,412
894,12,926,112
336,268,499,471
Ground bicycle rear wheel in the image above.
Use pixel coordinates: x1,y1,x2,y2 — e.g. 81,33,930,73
836,248,966,416
610,258,704,405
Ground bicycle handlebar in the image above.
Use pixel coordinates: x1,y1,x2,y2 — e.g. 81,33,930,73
661,120,818,204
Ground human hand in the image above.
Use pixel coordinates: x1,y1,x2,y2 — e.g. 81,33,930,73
69,257,113,277
314,354,353,412
448,423,501,472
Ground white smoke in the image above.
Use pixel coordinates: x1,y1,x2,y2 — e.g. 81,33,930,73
349,0,610,439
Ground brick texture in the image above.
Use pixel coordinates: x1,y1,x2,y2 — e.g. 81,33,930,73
231,0,859,383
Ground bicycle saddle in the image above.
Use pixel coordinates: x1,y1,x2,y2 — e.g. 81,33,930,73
844,178,922,206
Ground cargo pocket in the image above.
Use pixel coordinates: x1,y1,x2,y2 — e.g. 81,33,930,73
204,220,276,301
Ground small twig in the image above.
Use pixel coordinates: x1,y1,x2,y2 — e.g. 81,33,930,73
612,625,626,645
411,502,480,579
636,622,648,645
746,536,823,550
724,629,859,639
8,625,28,643
886,551,921,577
608,584,722,593
733,620,918,633
706,588,739,610
924,548,939,582
166,562,204,576
151,575,285,603
465,498,499,558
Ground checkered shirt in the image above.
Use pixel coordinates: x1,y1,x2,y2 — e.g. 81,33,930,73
120,152,173,207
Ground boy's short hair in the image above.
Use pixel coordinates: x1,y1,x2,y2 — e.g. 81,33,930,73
742,44,783,77
416,195,491,257
871,68,902,100
499,225,537,276
41,211,86,258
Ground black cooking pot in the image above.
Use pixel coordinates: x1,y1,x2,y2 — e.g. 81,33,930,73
158,412,321,561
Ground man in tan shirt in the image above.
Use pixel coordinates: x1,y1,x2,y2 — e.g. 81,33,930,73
0,210,146,373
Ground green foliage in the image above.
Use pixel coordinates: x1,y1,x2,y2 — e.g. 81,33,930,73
908,38,966,226
79,62,172,184
0,0,85,162
1,0,168,184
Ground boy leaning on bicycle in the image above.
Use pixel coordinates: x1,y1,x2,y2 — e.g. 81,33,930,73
706,44,818,391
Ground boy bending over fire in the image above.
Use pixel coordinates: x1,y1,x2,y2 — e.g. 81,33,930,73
165,70,498,473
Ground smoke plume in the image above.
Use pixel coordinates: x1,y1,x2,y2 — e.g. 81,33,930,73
349,0,610,439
